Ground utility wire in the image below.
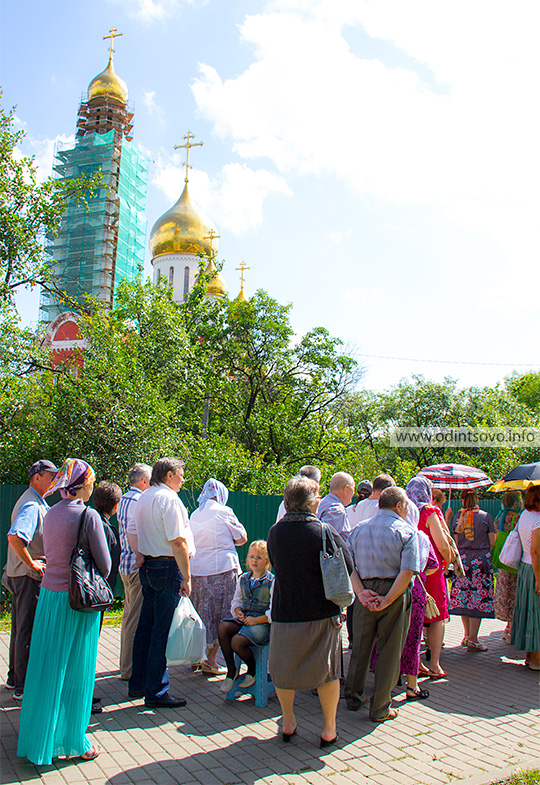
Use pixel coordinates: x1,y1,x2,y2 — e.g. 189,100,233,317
357,354,539,368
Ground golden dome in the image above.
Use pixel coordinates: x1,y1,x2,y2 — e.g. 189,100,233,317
88,57,128,103
205,259,227,297
235,285,247,302
150,184,218,259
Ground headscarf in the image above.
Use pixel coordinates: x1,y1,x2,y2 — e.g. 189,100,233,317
44,458,95,499
406,476,433,511
197,478,229,509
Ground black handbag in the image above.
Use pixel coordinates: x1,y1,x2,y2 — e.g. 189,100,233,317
68,508,114,612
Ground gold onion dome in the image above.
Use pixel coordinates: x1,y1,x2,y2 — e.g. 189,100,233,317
205,259,227,297
235,284,247,302
88,56,128,103
150,184,218,259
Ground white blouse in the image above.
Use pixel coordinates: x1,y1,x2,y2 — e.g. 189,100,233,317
517,509,540,565
189,500,247,576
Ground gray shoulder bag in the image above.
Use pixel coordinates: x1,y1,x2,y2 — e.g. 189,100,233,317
319,523,354,610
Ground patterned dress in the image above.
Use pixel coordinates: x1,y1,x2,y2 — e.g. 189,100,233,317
493,509,520,623
450,510,496,619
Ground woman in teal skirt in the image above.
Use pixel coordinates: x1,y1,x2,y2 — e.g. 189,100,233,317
511,485,540,671
17,459,111,765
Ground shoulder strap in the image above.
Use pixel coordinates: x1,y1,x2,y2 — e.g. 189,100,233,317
76,507,89,549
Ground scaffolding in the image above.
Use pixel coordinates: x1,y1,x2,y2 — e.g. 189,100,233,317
40,129,148,321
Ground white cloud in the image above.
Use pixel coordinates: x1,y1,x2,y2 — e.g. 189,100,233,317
191,1,540,284
116,0,204,24
142,90,165,122
151,157,291,234
14,119,75,183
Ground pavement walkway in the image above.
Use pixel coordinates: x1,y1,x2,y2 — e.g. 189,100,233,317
1,617,539,785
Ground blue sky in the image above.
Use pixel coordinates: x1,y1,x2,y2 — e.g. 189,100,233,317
2,0,539,391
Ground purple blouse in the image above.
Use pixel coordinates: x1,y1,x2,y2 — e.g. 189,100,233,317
41,499,111,592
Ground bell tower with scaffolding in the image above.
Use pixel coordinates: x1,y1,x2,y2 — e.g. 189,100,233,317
40,29,148,322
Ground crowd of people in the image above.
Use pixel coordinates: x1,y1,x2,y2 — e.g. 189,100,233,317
4,457,540,765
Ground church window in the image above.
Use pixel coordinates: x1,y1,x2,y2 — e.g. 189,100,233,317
183,266,190,298
169,266,174,285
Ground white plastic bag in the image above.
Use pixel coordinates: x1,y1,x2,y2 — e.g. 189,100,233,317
499,525,523,571
166,596,206,665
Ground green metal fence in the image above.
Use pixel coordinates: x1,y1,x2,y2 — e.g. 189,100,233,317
0,483,507,602
0,484,282,601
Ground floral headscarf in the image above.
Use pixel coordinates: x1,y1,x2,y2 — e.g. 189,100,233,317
406,476,433,511
197,478,229,508
44,458,95,499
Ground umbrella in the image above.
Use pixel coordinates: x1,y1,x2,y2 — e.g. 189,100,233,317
417,463,493,491
488,462,540,493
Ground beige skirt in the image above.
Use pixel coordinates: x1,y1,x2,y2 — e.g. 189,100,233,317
269,616,342,690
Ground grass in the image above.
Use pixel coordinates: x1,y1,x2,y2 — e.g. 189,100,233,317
0,599,125,631
493,772,540,785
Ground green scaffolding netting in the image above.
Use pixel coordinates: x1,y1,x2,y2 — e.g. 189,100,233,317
40,130,148,321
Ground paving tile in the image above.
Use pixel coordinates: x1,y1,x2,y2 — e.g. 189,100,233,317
2,618,540,785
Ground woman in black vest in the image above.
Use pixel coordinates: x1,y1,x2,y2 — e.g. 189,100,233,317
267,475,353,748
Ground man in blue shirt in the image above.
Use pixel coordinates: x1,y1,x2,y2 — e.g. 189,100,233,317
317,472,355,538
117,463,151,681
345,486,421,722
5,460,58,700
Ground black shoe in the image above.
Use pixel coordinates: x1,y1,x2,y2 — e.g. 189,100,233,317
91,702,103,714
128,690,145,699
144,693,187,708
320,733,339,748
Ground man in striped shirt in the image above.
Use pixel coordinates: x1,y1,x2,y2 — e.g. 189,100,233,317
117,463,151,681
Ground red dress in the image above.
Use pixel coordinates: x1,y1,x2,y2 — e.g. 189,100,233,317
417,506,449,623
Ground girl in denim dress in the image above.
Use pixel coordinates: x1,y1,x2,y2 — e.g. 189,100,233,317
217,541,274,693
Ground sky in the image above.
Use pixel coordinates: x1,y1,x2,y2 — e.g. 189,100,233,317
2,0,539,392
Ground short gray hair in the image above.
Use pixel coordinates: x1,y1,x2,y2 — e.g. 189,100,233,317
284,475,319,513
379,486,407,510
299,465,321,483
151,457,185,486
329,472,354,493
129,463,152,486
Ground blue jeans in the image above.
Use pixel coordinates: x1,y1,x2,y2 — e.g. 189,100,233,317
129,558,181,700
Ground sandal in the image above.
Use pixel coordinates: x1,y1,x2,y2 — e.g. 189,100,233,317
406,687,429,701
461,637,469,647
80,745,101,761
418,663,431,676
467,641,488,652
201,662,227,675
371,708,399,722
427,668,447,679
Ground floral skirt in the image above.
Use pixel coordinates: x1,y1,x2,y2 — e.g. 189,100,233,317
191,570,238,646
449,550,495,619
494,568,517,622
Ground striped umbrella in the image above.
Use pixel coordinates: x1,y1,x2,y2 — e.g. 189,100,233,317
488,462,540,493
417,463,493,490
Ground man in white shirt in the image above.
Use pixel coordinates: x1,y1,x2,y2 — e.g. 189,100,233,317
128,458,195,708
349,474,396,530
117,463,151,681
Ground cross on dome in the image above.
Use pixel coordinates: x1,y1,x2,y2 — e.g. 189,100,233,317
174,132,204,184
235,262,250,287
103,26,122,60
204,230,220,258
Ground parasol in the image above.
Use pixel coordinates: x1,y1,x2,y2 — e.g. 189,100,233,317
488,462,540,493
417,463,493,505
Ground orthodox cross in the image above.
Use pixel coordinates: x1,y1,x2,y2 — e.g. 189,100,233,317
174,132,203,184
204,230,220,258
235,262,250,287
103,27,123,58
